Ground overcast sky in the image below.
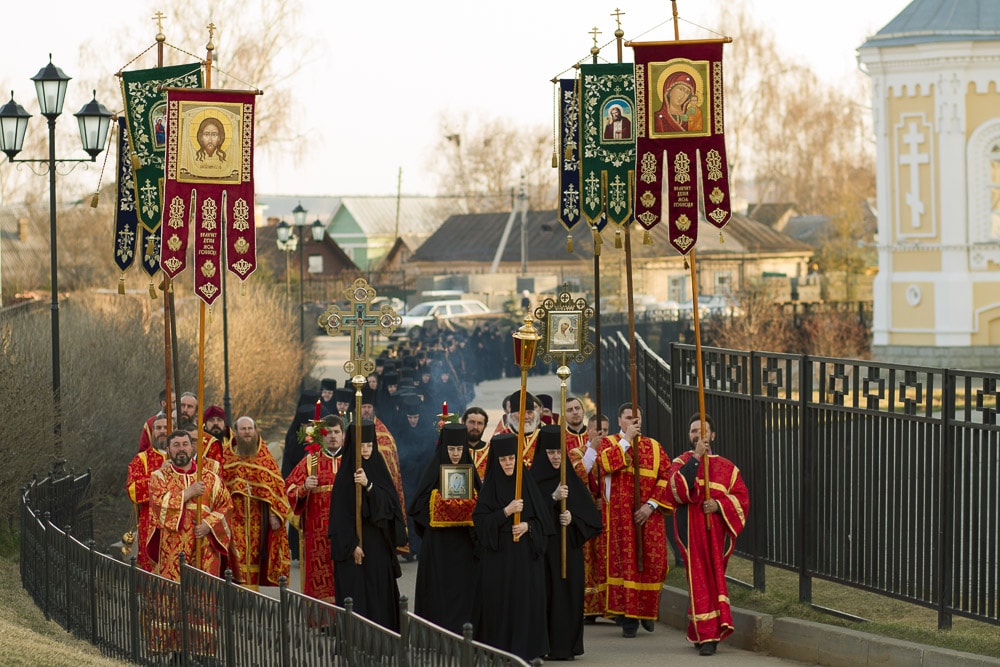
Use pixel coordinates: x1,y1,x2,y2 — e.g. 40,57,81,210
2,0,907,199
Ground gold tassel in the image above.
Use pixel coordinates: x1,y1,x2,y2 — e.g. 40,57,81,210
643,230,652,245
614,229,622,249
208,306,214,323
130,154,141,172
148,281,157,299
168,280,173,294
593,227,602,257
719,231,725,244
552,151,558,168
241,282,247,296
90,192,99,208
117,274,126,295
684,257,690,270
566,235,573,253
145,238,155,256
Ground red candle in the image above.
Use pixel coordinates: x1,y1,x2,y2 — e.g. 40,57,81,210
442,401,448,416
315,399,322,420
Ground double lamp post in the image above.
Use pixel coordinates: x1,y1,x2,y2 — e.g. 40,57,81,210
275,201,325,343
0,56,111,474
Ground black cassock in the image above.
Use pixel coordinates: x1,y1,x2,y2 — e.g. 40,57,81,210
531,425,603,660
328,422,407,631
408,424,481,633
472,434,554,662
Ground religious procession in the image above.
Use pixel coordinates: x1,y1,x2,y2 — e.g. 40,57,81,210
102,2,756,663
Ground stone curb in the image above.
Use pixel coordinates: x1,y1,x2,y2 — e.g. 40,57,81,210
659,585,1000,666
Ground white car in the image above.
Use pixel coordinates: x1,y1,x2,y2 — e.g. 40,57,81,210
390,299,494,339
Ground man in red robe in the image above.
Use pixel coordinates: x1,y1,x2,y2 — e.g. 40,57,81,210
205,415,291,589
137,389,172,453
127,412,169,571
597,403,674,638
668,413,749,656
285,415,344,603
568,410,609,620
147,429,232,658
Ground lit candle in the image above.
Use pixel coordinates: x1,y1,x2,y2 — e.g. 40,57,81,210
315,399,322,420
442,401,448,416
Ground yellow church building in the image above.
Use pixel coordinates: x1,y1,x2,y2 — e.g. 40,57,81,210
859,0,1000,371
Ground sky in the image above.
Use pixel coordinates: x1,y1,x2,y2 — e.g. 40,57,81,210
1,0,908,200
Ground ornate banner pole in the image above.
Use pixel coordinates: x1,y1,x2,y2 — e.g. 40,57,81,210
318,278,401,545
535,288,595,575
510,317,540,540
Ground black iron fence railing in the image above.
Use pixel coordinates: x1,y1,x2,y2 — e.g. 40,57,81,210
19,485,534,667
582,332,1000,629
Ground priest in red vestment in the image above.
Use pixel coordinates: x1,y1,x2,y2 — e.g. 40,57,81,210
147,429,232,658
668,413,749,656
127,413,168,572
204,415,291,589
569,410,610,619
285,415,344,603
597,403,674,637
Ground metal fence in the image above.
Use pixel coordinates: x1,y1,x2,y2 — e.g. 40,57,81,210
19,482,534,667
589,332,1000,629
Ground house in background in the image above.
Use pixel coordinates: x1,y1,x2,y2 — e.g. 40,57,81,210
0,204,53,306
406,209,814,309
256,195,449,273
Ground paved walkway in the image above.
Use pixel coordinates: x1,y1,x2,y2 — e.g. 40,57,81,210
293,333,813,666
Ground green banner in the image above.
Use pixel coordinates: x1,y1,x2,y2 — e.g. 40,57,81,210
120,62,202,232
580,63,635,226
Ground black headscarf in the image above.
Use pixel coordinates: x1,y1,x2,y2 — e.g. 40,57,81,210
328,420,407,561
530,425,602,542
474,433,555,550
407,423,482,538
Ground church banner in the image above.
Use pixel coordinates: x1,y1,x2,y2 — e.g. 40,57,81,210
558,78,582,233
161,88,257,306
120,63,202,233
579,63,636,227
632,41,732,255
113,118,139,287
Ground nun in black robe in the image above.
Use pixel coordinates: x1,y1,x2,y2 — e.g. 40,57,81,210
531,425,603,660
408,423,481,633
328,420,408,631
472,433,555,662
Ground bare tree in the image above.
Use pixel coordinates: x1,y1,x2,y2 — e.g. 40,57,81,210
427,112,557,214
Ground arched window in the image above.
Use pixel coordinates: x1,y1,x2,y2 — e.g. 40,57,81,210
968,120,1000,245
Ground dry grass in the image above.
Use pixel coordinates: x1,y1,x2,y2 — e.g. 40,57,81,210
0,557,119,666
664,555,1000,659
0,285,307,548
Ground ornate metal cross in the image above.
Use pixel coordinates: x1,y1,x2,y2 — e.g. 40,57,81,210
317,278,401,376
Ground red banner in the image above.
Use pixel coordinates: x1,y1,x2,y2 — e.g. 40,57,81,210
161,88,256,305
631,41,731,255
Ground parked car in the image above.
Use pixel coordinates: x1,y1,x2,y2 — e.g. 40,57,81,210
678,294,743,318
390,299,495,339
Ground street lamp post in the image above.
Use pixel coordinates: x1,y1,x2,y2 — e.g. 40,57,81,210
0,56,111,475
275,202,325,344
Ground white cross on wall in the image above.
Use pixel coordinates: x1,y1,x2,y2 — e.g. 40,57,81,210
899,122,929,229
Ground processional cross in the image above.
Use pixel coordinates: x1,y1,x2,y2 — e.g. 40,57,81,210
317,278,401,545
317,278,401,376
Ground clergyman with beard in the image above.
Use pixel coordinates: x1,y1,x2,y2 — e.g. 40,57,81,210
462,406,490,479
204,416,291,589
203,405,231,445
127,412,171,572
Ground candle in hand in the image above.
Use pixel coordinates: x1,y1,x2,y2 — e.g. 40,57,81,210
442,401,448,416
315,399,322,420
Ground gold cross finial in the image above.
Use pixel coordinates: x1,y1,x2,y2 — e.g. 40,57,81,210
153,11,167,42
611,8,625,30
589,26,602,49
206,22,216,51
